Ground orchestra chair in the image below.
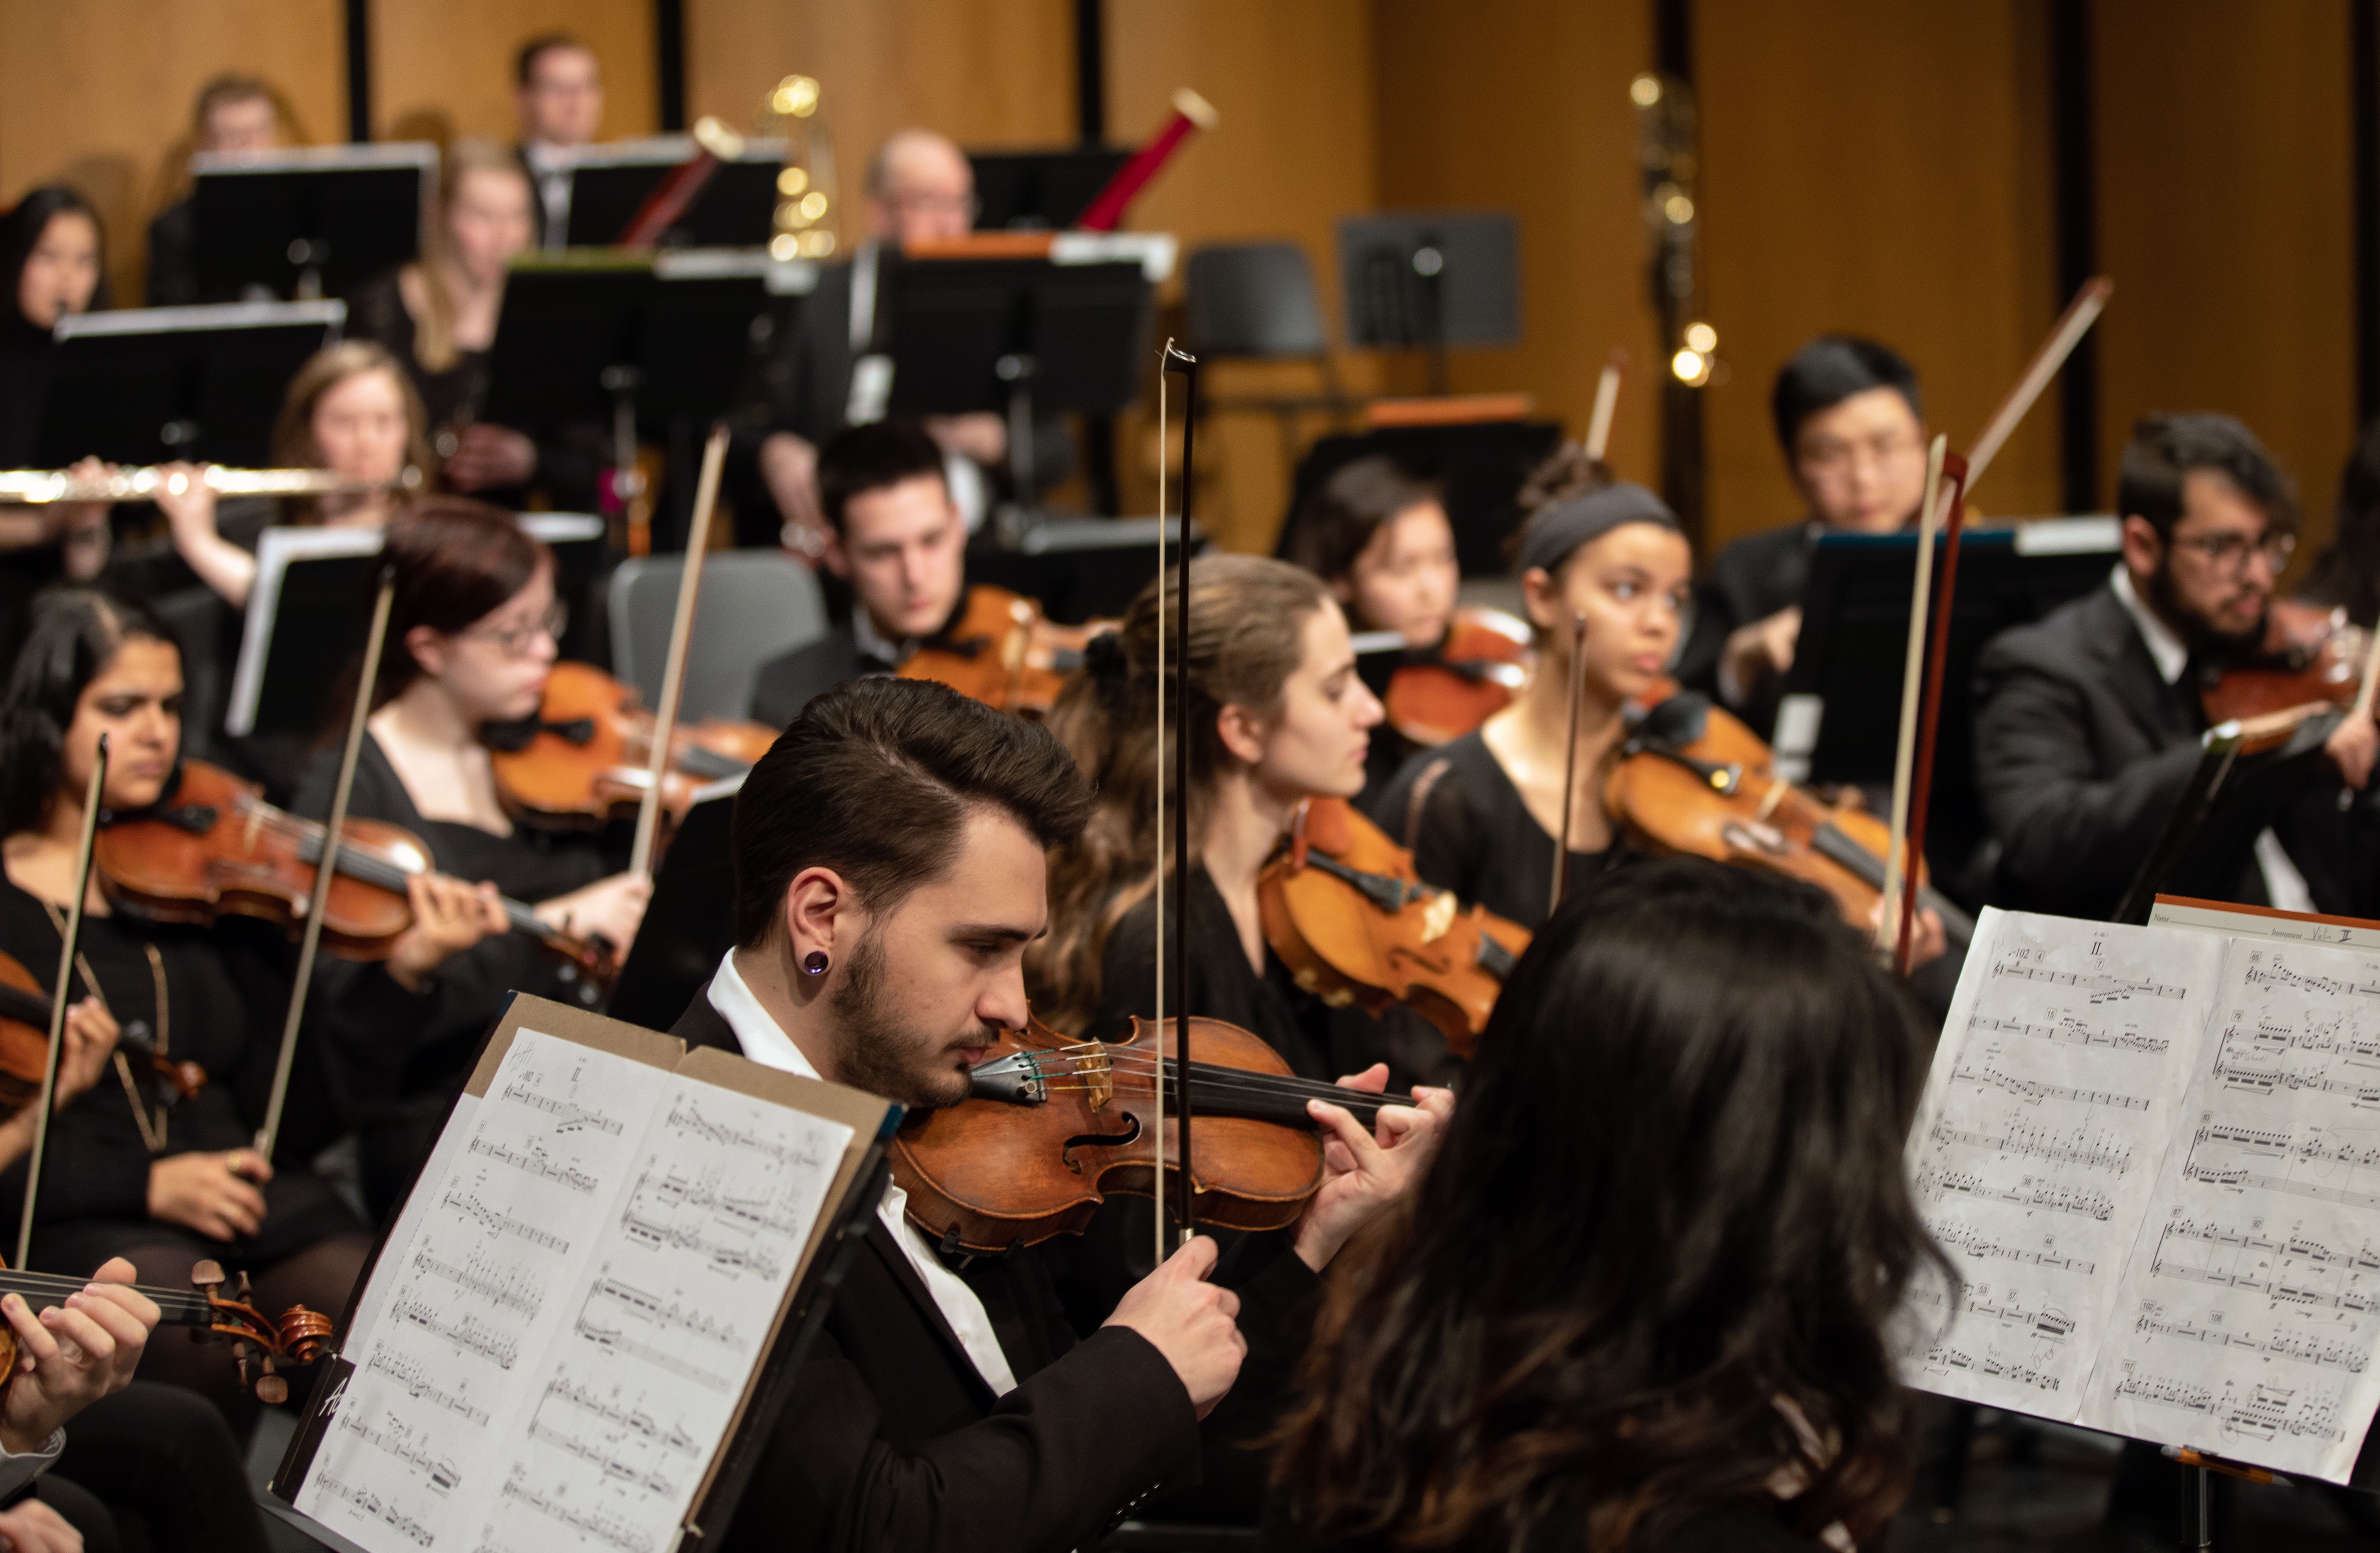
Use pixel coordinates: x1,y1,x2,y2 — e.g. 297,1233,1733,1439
1186,241,1359,472
607,547,827,722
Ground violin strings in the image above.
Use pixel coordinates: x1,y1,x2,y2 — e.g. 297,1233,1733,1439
1021,1056,1400,1109
1036,1042,1398,1099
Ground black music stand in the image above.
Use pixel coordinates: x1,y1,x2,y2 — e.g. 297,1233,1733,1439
638,251,800,548
968,148,1132,230
38,301,345,468
191,143,435,301
563,136,784,248
1339,211,1521,395
1778,517,2121,891
871,250,1154,531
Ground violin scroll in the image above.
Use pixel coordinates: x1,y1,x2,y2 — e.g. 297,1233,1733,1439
190,1258,331,1405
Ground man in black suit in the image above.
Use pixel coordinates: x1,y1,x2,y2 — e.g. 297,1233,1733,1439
1676,335,1931,737
680,676,1446,1551
513,34,603,250
1973,413,2380,921
749,422,970,726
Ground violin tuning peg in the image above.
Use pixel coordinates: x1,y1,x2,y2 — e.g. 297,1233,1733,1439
235,1272,255,1303
256,1373,288,1405
190,1259,224,1293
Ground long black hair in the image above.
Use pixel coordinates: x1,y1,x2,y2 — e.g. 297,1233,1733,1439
1,185,111,329
0,587,178,836
1276,858,1950,1551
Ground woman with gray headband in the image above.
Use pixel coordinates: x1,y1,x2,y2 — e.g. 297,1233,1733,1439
1371,483,1693,928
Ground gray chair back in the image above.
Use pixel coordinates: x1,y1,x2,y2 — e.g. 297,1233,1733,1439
608,548,827,722
1186,242,1329,358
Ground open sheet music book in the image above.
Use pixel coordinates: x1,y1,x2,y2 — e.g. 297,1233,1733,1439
270,995,901,1553
1904,903,2380,1482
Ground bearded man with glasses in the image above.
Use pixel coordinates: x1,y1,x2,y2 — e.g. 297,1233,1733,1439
1974,412,2380,921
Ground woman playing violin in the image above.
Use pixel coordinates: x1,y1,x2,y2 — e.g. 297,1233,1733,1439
1280,457,1460,800
1373,482,1690,928
1274,859,1946,1553
294,501,649,1218
1037,554,1384,1076
152,340,431,608
0,587,459,1428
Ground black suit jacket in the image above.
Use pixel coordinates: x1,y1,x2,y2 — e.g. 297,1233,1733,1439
1675,522,1817,738
673,988,1316,1553
749,620,888,727
1972,581,2375,920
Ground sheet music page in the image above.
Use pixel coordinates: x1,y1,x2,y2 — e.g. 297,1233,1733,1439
2082,938,2380,1481
1902,909,2226,1418
294,1026,856,1553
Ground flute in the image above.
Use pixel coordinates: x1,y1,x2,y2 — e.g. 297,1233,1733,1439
0,465,423,505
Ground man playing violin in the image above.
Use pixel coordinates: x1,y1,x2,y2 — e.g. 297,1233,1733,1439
1974,413,2380,921
748,421,969,727
1676,335,1931,738
672,676,1446,1553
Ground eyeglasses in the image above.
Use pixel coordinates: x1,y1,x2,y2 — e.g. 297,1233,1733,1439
462,600,568,656
2173,531,2296,574
1798,432,1923,477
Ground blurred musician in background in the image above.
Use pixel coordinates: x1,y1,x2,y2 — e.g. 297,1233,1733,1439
296,502,648,1219
0,189,112,651
1973,413,2380,921
145,75,297,308
2301,416,2380,628
513,34,604,250
1279,456,1460,801
346,140,542,494
748,421,968,726
1676,335,1929,737
151,341,430,607
745,129,1012,555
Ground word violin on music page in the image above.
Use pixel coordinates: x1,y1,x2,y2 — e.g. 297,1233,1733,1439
1904,904,2380,1482
271,995,900,1553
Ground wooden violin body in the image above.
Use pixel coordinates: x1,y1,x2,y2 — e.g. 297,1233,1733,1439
97,760,611,985
490,661,775,829
2200,599,2363,729
898,585,1110,717
1257,798,1529,1059
0,950,204,1109
1606,690,1974,947
1381,608,1533,747
891,1014,1397,1255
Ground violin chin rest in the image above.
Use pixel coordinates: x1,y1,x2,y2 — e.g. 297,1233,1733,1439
968,1053,1047,1105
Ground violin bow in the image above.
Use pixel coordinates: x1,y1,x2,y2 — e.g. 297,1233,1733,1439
1878,435,1949,968
1895,454,1970,975
632,422,731,881
1583,349,1627,463
1162,342,1201,1249
1550,611,1587,920
1151,343,1172,1269
1963,275,2113,500
257,569,396,1160
17,735,107,1269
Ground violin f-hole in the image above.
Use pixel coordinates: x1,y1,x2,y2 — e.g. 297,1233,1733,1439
1061,1113,1140,1173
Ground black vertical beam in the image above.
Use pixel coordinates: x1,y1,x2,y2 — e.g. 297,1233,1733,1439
344,0,371,142
2050,0,2101,512
2355,0,2380,427
656,0,687,133
1654,0,1704,548
1076,0,1108,146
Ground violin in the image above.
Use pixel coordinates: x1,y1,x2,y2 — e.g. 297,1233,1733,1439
1257,797,1530,1059
0,1257,330,1405
1606,688,1975,949
1380,608,1534,748
2198,599,2365,730
488,661,776,830
899,585,1112,717
96,760,613,988
889,1012,1405,1255
0,950,204,1110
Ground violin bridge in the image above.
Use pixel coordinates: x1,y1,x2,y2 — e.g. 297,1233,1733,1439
1419,892,1457,944
1077,1046,1114,1112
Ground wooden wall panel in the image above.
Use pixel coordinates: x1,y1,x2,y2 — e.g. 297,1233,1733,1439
1693,0,2061,551
0,0,342,303
2092,1,2353,557
1371,0,1662,493
374,0,657,146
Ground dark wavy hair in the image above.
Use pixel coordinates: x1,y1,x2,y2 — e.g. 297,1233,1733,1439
0,588,178,836
2,186,112,327
1275,859,1949,1551
1281,455,1444,584
2305,416,2380,626
2115,412,2298,544
1771,334,1920,456
369,498,550,710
